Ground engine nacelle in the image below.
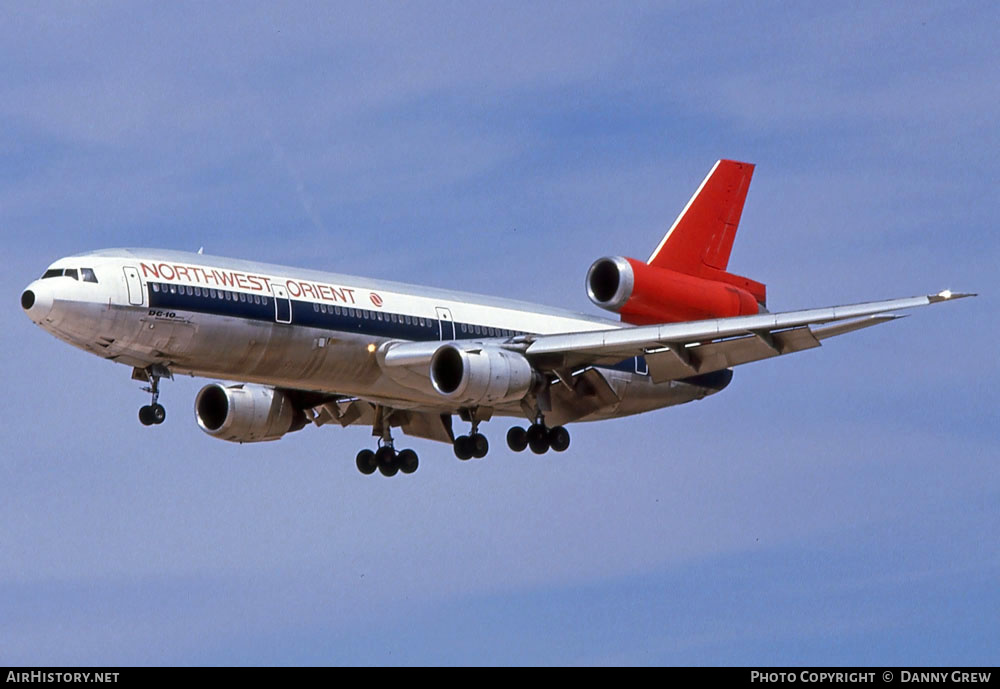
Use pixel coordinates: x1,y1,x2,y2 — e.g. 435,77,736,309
587,255,763,324
195,383,307,443
429,345,536,406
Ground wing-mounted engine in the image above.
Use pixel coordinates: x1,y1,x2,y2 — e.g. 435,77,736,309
586,256,764,325
429,344,536,406
378,341,538,406
195,383,308,443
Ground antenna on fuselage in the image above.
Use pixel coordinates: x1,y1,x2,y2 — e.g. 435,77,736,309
197,247,204,255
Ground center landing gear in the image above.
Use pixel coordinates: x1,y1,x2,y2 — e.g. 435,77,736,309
136,366,168,426
507,419,570,455
454,417,489,461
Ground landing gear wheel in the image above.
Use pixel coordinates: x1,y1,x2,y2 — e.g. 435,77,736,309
454,435,474,461
150,403,166,425
548,426,570,452
356,449,377,475
527,423,550,454
138,405,155,426
375,446,398,477
398,449,419,474
506,426,528,452
470,433,489,459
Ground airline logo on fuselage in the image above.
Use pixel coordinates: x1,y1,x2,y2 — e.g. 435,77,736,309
139,261,378,307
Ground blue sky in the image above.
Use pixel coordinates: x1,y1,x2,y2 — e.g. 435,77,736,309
1,2,996,665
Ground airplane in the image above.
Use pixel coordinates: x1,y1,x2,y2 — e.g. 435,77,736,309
20,159,973,477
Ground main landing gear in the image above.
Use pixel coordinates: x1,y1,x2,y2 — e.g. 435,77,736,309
355,445,419,477
136,367,167,426
356,414,419,477
506,421,570,455
355,406,420,476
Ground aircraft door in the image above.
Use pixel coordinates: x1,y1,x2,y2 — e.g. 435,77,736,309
123,266,144,306
272,285,292,324
436,306,455,340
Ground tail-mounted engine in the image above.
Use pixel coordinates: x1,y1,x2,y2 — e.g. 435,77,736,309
195,383,307,443
587,159,767,325
586,255,765,325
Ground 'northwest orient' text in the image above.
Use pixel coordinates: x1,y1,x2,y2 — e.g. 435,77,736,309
140,262,362,305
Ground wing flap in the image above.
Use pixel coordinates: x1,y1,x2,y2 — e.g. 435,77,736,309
399,411,455,444
645,326,822,383
811,314,904,340
546,367,621,426
312,398,376,427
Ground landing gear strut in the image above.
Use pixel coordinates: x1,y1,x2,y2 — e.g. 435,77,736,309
507,417,570,455
357,407,419,477
136,366,168,426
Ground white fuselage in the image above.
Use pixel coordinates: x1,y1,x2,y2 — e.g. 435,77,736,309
21,248,729,423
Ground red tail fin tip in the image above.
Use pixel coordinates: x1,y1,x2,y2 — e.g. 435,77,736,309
648,159,754,271
646,159,764,306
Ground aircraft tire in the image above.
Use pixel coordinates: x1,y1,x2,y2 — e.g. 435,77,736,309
151,404,166,425
548,426,570,452
138,405,155,426
454,435,474,461
356,449,377,475
527,424,549,454
506,426,528,452
376,447,398,477
471,433,489,459
398,449,419,474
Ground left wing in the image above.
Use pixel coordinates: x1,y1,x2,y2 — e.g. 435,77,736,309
520,290,974,381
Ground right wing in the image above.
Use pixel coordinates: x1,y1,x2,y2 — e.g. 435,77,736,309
521,290,974,382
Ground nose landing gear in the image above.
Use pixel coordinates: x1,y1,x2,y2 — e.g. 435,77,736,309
135,366,170,426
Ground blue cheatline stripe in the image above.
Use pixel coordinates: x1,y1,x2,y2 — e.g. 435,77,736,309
146,282,648,375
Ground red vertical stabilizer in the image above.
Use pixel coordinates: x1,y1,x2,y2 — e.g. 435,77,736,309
586,159,768,325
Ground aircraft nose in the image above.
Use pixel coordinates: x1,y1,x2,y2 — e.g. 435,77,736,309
21,282,53,323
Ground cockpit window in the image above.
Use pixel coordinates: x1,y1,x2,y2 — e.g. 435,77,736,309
40,267,98,281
